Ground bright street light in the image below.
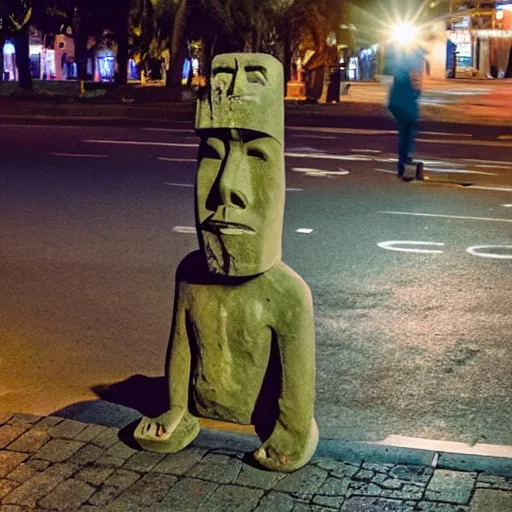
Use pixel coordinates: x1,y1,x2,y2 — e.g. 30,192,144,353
390,23,419,45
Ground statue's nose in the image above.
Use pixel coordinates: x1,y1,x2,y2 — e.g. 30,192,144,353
218,150,248,209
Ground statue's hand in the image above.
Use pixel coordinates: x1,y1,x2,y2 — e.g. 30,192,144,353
253,418,318,472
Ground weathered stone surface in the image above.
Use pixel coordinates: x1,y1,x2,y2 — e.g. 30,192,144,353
152,447,207,475
122,451,165,472
89,427,119,448
0,505,27,512
0,424,28,450
2,463,75,507
354,469,376,481
312,494,345,508
235,462,286,490
38,478,95,510
35,438,84,462
320,461,359,478
274,465,328,494
74,424,107,443
390,465,433,484
469,489,512,512
382,483,423,500
363,462,396,474
8,414,41,426
6,459,50,483
158,477,217,510
372,473,388,485
0,413,13,426
349,481,383,497
425,470,475,504
0,451,28,478
75,466,115,487
88,469,140,507
381,478,403,490
187,453,242,484
0,479,19,499
417,502,469,511
199,484,264,512
317,476,350,496
253,491,295,512
476,474,512,491
94,442,137,467
341,496,415,511
6,428,50,453
293,504,337,512
109,473,178,509
68,443,105,465
48,419,87,440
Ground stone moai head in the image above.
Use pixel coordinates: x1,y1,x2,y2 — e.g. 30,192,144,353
195,53,285,277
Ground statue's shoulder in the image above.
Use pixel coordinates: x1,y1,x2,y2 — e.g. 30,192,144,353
264,261,312,303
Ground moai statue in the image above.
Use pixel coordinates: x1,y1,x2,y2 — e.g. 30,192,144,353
134,53,318,472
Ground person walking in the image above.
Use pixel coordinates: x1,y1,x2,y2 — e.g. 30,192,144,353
385,42,426,179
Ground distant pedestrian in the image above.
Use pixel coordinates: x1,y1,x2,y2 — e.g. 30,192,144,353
385,42,426,179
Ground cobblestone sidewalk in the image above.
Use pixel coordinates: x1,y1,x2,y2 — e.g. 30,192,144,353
1,413,512,511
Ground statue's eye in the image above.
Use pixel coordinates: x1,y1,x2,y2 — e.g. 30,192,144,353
247,147,267,161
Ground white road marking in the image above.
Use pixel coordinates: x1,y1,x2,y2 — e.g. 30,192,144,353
375,168,396,174
83,139,198,148
467,185,512,193
378,241,445,254
503,204,512,208
497,134,512,140
296,228,314,234
419,131,473,137
351,149,381,153
380,211,512,223
467,245,512,260
292,167,349,176
143,128,194,133
158,157,196,162
173,226,196,234
372,435,512,459
461,158,512,166
286,152,372,162
285,188,304,192
290,134,337,140
424,168,498,176
474,164,512,169
50,152,107,158
287,126,396,136
417,138,512,148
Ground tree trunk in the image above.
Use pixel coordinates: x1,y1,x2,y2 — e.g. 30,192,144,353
0,34,5,82
115,13,129,85
14,30,32,91
166,0,188,90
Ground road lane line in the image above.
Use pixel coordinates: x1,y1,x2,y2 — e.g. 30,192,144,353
287,126,397,135
417,138,512,148
290,134,337,140
165,182,194,188
467,185,512,192
351,149,382,153
503,204,512,207
50,152,108,158
375,168,396,174
158,157,196,162
173,226,196,233
378,241,445,254
83,139,198,147
461,158,512,165
424,168,498,176
296,228,314,234
143,128,195,133
286,152,372,161
292,167,349,176
380,211,512,223
467,245,512,260
419,131,473,137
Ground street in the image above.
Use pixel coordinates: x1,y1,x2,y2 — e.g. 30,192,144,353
1,119,511,450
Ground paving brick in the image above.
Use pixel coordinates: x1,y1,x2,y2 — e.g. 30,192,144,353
363,462,396,474
8,414,42,426
341,496,415,511
89,428,119,449
109,473,177,509
312,494,345,508
0,424,28,450
0,413,13,426
75,466,115,487
425,470,475,505
274,465,328,495
254,491,295,512
390,465,433,484
317,476,350,496
235,462,286,490
38,478,95,510
382,483,423,500
187,453,242,484
349,481,383,497
68,444,105,465
88,469,140,507
381,478,403,490
94,442,137,467
293,504,337,512
354,469,376,481
34,438,85,463
122,451,165,472
199,484,264,512
0,452,28,478
6,428,51,453
6,459,50,483
34,417,64,430
469,488,512,512
372,473,388,485
152,447,207,475
0,505,27,512
49,419,87,440
0,479,19,499
417,502,469,511
476,474,512,491
156,477,216,511
74,425,108,443
316,460,359,478
2,463,75,507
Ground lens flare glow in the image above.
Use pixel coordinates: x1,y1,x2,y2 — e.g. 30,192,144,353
390,23,419,45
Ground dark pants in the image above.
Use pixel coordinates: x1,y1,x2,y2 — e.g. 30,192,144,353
390,106,418,176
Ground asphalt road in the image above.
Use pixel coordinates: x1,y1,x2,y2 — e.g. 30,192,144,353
1,120,511,448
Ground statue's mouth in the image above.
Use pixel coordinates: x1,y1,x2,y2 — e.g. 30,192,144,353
205,220,256,236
